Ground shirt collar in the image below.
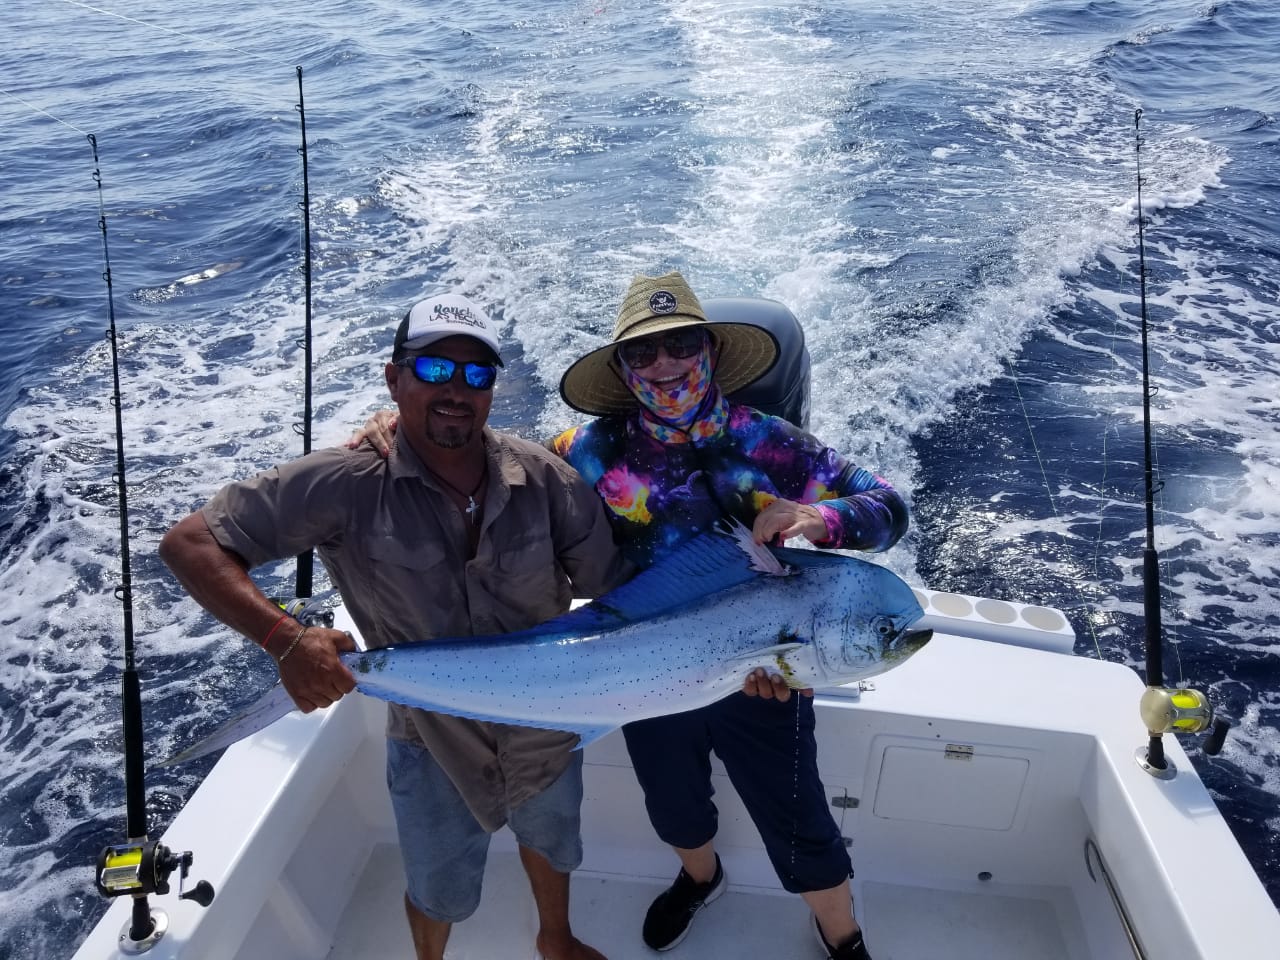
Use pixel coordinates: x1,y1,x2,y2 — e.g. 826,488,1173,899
389,426,525,490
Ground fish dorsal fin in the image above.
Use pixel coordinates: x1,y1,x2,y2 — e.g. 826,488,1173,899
771,543,856,570
542,526,787,633
718,517,793,575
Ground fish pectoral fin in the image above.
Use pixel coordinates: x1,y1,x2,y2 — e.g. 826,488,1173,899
355,681,617,748
725,641,806,664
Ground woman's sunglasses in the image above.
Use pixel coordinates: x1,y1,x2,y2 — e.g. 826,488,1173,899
395,355,498,390
616,328,708,370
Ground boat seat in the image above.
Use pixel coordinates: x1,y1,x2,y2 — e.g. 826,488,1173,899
710,296,811,430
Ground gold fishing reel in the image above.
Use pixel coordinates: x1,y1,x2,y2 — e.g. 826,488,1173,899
1136,686,1231,779
1140,686,1214,736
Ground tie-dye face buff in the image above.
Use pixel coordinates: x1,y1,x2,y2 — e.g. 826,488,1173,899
620,340,728,444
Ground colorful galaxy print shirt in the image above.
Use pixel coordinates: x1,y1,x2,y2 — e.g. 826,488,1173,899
550,403,909,570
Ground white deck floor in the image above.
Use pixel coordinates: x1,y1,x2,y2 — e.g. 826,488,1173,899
327,843,1078,960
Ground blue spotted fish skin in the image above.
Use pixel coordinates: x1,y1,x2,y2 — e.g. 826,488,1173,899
344,531,925,747
165,530,924,765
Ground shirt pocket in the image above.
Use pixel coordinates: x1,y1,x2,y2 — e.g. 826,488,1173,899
365,534,450,571
362,534,459,625
484,532,569,623
494,531,555,575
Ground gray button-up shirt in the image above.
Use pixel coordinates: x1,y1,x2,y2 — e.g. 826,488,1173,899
202,427,631,830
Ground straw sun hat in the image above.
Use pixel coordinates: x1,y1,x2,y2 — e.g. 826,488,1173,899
559,271,779,416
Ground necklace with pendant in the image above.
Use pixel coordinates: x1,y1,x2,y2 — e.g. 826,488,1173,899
429,462,488,524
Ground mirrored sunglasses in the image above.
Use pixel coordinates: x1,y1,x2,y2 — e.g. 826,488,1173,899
617,328,708,370
396,355,498,390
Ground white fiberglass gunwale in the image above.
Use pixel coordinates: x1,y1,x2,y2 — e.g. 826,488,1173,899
71,597,1280,960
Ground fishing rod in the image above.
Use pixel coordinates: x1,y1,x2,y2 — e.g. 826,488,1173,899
87,134,214,950
293,65,315,599
1129,109,1229,778
264,69,339,640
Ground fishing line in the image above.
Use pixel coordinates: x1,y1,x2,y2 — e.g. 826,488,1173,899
0,89,92,134
1001,110,1193,683
40,1,302,120
1001,354,1106,659
1090,421,1118,582
57,0,275,65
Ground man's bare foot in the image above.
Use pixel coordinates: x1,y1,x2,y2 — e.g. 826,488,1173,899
535,931,607,960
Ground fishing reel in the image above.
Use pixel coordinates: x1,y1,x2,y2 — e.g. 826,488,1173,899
269,591,337,629
96,839,214,905
1136,685,1231,779
96,839,214,953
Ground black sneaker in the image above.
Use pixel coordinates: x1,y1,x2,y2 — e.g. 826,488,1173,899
642,856,727,951
812,913,872,960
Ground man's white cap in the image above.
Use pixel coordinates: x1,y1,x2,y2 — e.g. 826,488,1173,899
393,293,504,365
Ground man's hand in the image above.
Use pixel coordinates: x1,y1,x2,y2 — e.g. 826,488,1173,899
159,514,358,712
742,667,814,702
345,409,398,458
277,625,358,713
751,499,828,545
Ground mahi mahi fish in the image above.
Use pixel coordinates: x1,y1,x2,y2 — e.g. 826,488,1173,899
165,522,927,765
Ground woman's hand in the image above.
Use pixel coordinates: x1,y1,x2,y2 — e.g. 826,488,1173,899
346,409,399,458
751,499,828,544
742,668,814,702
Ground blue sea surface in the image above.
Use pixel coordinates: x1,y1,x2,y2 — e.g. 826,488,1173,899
2,1,1277,956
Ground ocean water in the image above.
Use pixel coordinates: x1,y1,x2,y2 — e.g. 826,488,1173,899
2,0,1277,955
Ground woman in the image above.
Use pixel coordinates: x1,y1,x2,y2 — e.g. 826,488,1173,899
554,272,905,960
353,272,908,960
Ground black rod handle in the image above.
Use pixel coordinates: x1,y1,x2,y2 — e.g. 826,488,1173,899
1204,717,1230,756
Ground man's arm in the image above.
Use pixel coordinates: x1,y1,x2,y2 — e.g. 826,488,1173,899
159,512,357,713
543,459,636,599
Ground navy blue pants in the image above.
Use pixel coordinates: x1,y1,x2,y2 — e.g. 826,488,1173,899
622,692,852,894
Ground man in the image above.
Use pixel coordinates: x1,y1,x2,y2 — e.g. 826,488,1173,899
159,293,632,960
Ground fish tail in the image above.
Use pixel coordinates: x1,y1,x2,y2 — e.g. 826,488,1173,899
159,683,297,767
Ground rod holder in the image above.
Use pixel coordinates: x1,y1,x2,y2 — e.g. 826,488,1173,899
96,840,215,952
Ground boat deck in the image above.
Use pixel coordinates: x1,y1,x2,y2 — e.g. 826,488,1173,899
329,842,1077,960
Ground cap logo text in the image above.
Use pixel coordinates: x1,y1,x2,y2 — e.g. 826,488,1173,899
429,303,484,329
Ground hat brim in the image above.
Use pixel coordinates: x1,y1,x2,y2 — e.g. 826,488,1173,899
560,320,779,417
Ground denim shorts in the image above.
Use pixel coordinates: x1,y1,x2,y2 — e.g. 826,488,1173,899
385,737,584,922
